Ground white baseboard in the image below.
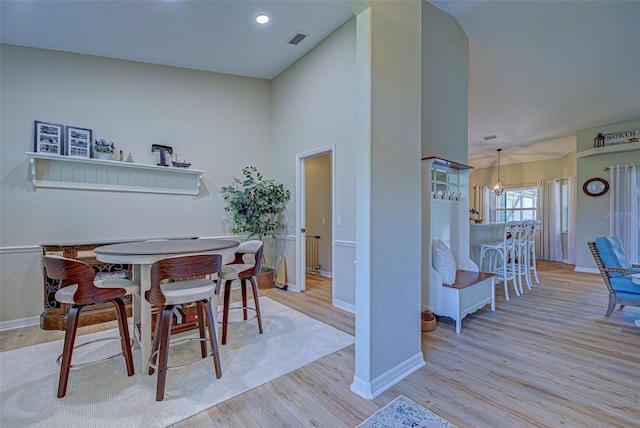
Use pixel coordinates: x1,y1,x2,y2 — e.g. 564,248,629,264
350,351,425,399
574,266,599,274
333,298,355,314
0,316,40,332
319,269,332,278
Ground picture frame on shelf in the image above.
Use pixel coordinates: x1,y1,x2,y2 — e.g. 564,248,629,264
34,121,64,155
65,126,92,159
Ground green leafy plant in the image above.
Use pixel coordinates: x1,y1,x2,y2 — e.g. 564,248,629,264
469,208,479,215
221,166,291,240
93,139,115,154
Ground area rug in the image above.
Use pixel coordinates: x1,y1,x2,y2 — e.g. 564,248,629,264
357,395,458,428
0,297,354,427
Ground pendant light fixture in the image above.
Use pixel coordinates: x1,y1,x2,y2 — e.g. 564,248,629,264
493,148,504,195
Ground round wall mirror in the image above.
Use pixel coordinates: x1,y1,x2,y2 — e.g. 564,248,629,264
583,178,609,197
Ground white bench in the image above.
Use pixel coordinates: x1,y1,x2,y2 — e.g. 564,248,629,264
425,270,495,333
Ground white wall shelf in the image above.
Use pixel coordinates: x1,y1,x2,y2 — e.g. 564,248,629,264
27,152,204,196
577,141,640,158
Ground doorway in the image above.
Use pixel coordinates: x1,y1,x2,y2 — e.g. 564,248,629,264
295,145,335,295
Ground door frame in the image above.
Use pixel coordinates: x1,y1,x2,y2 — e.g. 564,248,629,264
295,144,335,293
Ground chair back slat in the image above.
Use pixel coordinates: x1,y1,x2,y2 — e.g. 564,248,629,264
43,255,125,305
147,254,223,305
229,240,264,277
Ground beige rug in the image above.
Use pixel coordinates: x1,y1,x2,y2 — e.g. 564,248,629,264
0,297,354,427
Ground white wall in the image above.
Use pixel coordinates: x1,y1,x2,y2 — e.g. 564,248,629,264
0,44,271,322
470,152,577,190
270,19,357,307
575,117,640,270
421,2,469,162
351,0,424,398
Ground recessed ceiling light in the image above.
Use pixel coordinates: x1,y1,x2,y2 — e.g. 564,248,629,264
256,15,269,24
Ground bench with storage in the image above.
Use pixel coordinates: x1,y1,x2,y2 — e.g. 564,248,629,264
425,270,495,333
422,156,496,333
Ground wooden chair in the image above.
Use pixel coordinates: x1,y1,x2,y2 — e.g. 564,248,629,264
218,240,264,345
588,237,640,317
42,255,136,398
146,254,223,401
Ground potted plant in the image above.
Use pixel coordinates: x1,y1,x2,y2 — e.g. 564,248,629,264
93,139,115,160
469,208,479,222
221,166,291,288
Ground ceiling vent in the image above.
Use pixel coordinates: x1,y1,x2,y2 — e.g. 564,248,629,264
483,135,497,141
287,32,308,46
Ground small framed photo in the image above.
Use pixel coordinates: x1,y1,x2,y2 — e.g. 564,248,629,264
34,121,64,155
65,126,92,159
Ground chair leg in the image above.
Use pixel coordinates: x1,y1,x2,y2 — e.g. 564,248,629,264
249,277,263,334
222,280,232,345
112,298,134,377
524,248,533,290
58,305,81,398
241,279,248,321
149,307,163,376
155,305,174,401
509,250,520,297
200,299,222,379
605,294,617,317
196,301,207,358
532,252,540,284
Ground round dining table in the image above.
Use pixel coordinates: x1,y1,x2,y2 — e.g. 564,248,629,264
94,238,239,373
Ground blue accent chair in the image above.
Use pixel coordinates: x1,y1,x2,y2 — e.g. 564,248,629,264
588,237,640,316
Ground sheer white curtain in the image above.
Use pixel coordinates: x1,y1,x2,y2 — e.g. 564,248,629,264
609,164,639,264
537,179,563,261
567,176,577,264
473,185,491,221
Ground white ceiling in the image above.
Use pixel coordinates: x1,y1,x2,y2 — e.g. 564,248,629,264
432,0,640,167
2,1,639,169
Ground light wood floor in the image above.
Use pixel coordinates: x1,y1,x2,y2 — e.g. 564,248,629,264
2,266,639,427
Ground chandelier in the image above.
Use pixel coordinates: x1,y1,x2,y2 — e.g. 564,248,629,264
493,148,504,195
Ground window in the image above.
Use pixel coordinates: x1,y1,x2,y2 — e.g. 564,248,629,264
490,187,537,223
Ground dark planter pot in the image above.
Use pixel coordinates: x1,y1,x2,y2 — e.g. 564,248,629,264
256,269,274,289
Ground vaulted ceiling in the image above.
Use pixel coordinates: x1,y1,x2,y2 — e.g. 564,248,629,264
2,1,638,168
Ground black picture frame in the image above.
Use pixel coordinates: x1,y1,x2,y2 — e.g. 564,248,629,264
65,126,92,159
34,121,64,155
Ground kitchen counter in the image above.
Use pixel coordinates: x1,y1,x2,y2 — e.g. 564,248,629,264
470,223,506,268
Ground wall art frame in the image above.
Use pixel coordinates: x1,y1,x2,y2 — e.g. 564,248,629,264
65,125,92,159
34,121,64,155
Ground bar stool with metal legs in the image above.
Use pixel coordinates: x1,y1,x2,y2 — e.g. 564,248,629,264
511,221,532,294
525,220,542,285
480,221,519,300
42,255,136,398
218,240,264,345
146,254,223,401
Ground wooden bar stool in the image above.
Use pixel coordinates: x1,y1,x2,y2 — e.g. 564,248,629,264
146,254,223,401
42,255,136,398
218,240,264,345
